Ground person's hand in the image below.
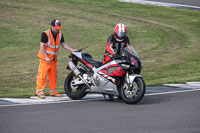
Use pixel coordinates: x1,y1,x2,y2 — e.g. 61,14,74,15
74,49,78,52
113,54,121,60
45,57,51,63
71,49,77,52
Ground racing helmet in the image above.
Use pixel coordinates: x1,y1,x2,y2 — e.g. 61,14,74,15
114,23,127,42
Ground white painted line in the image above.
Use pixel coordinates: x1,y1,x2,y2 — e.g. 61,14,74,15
0,94,104,107
0,96,105,107
0,98,104,107
187,82,200,86
187,82,200,84
145,88,200,96
1,88,200,107
164,84,200,89
119,0,200,10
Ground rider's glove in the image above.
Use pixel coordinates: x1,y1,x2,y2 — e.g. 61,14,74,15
113,54,121,60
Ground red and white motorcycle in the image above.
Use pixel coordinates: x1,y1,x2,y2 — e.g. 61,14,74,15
64,46,146,104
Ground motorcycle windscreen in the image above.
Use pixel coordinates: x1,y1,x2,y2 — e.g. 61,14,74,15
124,45,140,58
123,45,142,70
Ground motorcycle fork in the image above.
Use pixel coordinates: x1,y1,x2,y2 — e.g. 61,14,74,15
125,73,133,91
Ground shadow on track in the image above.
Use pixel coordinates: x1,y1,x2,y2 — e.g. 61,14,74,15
89,94,171,105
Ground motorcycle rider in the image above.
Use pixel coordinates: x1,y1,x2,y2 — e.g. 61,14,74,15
102,23,131,101
102,23,131,65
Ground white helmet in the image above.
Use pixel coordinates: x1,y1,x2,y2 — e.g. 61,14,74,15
114,23,127,42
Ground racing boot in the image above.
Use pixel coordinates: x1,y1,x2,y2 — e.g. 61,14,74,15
108,94,114,101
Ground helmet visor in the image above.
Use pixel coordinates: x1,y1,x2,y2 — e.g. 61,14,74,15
116,32,126,39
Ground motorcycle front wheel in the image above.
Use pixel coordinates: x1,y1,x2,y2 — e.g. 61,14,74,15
64,72,87,100
120,77,146,104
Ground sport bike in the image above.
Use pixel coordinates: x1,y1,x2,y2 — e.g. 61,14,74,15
64,46,146,104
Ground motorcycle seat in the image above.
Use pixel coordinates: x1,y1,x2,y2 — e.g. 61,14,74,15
82,53,101,68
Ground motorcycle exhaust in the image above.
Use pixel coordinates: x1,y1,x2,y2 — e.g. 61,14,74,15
68,61,81,76
68,61,91,88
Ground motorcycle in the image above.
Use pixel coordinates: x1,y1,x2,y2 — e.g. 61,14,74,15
64,45,146,104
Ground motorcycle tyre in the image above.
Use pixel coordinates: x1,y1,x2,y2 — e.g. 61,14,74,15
120,77,146,104
64,72,87,100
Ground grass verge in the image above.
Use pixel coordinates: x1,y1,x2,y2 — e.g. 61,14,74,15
0,0,200,97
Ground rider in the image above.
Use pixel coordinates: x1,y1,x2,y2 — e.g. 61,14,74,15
102,23,131,101
102,23,131,64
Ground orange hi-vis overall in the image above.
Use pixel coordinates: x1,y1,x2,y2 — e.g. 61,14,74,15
36,29,62,96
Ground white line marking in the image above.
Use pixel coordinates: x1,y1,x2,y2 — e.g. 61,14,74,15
0,97,104,107
0,88,200,107
145,88,200,96
119,0,200,10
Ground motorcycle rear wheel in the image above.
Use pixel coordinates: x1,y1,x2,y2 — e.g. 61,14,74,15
120,77,146,104
64,72,87,100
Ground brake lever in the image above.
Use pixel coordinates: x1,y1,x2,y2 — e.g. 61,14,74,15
77,48,83,52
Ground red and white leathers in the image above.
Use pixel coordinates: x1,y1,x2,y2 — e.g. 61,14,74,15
36,29,62,96
102,34,130,64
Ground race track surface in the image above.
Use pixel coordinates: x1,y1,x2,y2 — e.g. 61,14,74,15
0,89,200,133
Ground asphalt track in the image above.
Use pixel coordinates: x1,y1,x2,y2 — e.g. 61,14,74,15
0,85,199,106
0,89,200,133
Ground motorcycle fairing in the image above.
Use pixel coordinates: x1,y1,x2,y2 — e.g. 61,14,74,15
130,56,139,68
94,60,125,85
97,70,117,84
96,62,126,84
103,64,126,76
89,71,119,95
122,46,142,70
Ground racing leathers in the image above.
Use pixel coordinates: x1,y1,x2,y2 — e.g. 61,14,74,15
103,34,130,64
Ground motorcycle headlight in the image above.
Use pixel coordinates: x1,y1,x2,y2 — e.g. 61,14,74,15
121,64,129,67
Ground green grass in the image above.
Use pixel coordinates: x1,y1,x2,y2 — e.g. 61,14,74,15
0,0,200,97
